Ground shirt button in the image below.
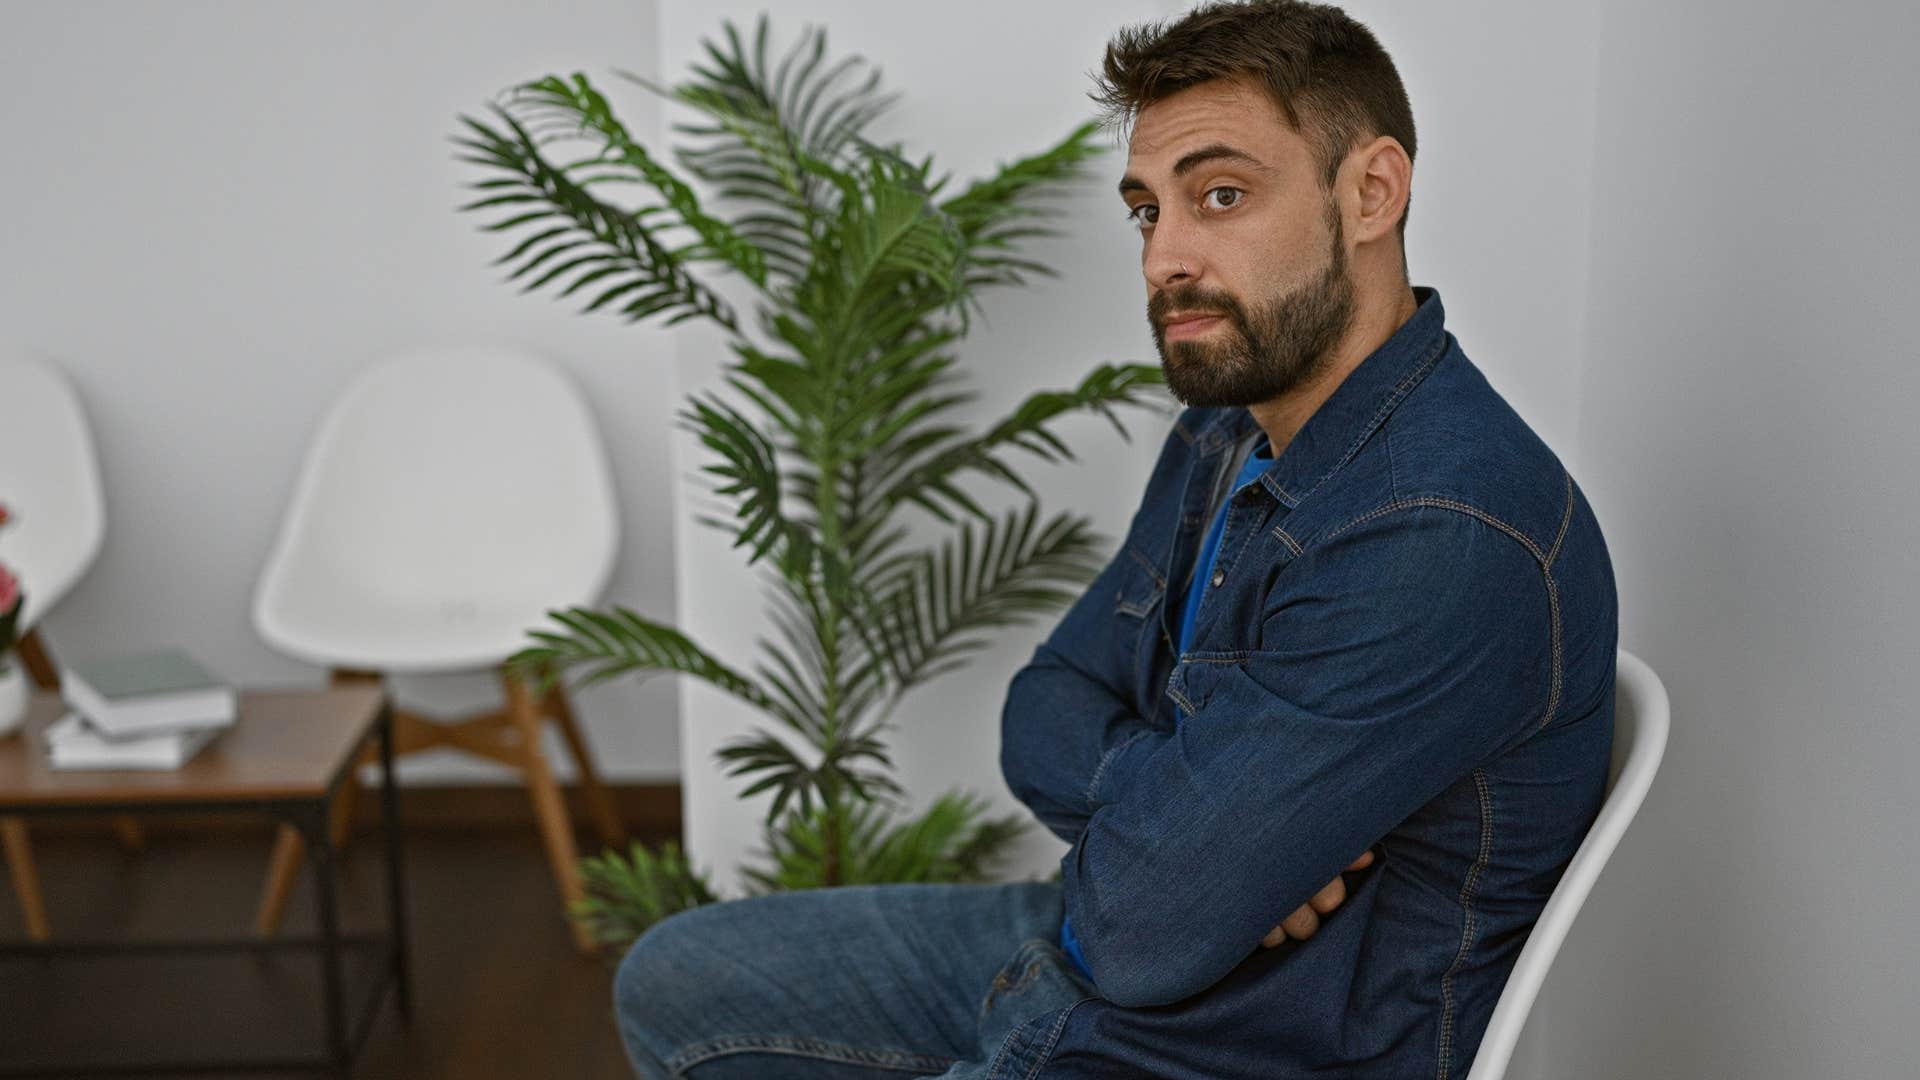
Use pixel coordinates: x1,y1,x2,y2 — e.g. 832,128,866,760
1210,569,1226,588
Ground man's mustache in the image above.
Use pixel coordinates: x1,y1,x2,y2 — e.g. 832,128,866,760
1149,289,1241,329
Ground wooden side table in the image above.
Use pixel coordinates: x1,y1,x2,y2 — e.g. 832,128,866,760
0,685,411,1077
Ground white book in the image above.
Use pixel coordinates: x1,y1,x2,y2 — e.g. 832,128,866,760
46,712,222,771
60,649,237,739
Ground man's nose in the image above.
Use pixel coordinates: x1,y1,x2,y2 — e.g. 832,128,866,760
1143,219,1203,292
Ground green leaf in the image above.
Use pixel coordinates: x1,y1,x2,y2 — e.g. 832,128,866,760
509,73,768,287
854,503,1105,698
510,606,792,722
878,363,1167,521
569,840,720,957
453,104,740,331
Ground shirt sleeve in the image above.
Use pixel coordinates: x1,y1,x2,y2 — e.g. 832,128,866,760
1060,502,1555,1007
999,547,1162,845
998,419,1198,845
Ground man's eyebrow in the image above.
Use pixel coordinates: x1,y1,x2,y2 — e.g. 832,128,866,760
1117,143,1273,197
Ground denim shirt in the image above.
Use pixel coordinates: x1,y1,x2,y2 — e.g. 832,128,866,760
999,286,1618,1079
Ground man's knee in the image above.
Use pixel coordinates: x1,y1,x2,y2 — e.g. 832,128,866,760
614,910,713,1076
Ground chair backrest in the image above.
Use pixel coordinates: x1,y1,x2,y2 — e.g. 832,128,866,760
252,346,618,657
1464,647,1670,1080
0,350,106,633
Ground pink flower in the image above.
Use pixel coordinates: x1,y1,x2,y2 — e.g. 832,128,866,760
0,562,16,616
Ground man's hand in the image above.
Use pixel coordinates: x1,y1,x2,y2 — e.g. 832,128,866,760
1260,850,1377,947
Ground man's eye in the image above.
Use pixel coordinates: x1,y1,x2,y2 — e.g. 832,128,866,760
1203,187,1244,210
1124,204,1158,229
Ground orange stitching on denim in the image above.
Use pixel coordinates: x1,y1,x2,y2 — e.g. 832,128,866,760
1182,652,1249,665
1537,565,1564,735
1272,525,1304,555
1124,544,1167,589
1019,997,1097,1080
670,1033,957,1076
1545,468,1574,568
1085,729,1154,809
1436,768,1494,1080
1166,683,1200,716
1317,500,1565,740
1321,498,1547,565
1330,333,1448,489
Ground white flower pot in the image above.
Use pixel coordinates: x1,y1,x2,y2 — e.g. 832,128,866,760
0,663,27,738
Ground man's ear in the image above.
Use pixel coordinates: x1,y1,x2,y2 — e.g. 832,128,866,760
1347,135,1412,243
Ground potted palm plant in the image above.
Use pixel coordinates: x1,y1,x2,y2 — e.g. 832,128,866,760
455,16,1164,951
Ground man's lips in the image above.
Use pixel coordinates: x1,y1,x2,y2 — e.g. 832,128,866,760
1161,311,1227,339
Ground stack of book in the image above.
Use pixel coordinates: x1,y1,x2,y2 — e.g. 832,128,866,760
48,649,237,770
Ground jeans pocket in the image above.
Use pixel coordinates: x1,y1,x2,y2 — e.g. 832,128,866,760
974,938,1095,1056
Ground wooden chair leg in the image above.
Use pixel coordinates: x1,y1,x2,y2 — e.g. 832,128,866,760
14,629,59,689
545,681,628,851
255,824,306,936
503,667,594,955
2,816,51,941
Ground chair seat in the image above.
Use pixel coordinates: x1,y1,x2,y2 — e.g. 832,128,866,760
255,590,576,674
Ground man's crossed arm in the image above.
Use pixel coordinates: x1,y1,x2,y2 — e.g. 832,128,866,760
1002,504,1551,1007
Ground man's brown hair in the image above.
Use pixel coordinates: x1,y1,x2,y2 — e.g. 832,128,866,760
1094,0,1417,236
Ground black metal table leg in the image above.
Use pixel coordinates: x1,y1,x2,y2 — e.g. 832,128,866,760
304,806,350,1074
377,696,412,1022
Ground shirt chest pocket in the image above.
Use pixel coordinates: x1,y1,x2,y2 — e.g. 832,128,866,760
1113,543,1167,620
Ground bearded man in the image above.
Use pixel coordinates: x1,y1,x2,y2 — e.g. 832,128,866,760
614,3,1618,1077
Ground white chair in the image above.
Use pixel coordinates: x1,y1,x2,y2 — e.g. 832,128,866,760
250,346,627,952
1465,647,1670,1080
0,349,138,941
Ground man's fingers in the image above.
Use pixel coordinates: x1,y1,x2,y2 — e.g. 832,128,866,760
1307,874,1347,915
1264,855,1378,947
1281,903,1320,940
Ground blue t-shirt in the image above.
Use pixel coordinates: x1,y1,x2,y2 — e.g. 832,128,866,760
1060,436,1273,982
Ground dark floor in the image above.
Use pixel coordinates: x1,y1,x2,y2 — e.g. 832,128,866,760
0,824,661,1079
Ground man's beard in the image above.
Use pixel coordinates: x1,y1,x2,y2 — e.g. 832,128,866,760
1148,203,1356,408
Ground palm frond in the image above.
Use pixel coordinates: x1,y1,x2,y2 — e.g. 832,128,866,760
681,391,810,567
507,73,768,287
453,105,740,330
627,15,897,286
570,840,720,957
509,606,788,720
937,120,1107,298
877,362,1168,523
853,503,1106,698
739,789,1028,893
716,711,904,828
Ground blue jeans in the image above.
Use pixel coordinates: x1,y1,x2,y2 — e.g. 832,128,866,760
614,880,1098,1079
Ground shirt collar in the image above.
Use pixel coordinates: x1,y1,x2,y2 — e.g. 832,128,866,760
1193,284,1450,510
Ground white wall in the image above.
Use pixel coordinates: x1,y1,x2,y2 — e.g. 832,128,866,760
0,0,682,784
1533,1,1920,1076
658,0,1605,902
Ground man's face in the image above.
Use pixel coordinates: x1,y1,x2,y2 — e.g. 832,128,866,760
1119,76,1356,408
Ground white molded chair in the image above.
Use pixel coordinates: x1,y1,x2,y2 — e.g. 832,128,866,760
0,349,135,940
250,346,628,952
0,352,105,633
1464,647,1670,1080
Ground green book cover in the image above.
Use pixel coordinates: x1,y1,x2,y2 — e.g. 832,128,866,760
69,649,225,700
